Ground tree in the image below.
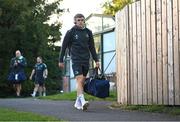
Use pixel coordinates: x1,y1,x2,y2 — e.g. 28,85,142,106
102,0,132,16
0,0,63,97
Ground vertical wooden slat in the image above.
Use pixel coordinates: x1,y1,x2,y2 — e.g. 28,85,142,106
151,0,158,104
119,10,124,103
129,4,134,104
118,11,123,103
141,0,147,105
122,9,126,104
115,11,121,103
137,1,142,104
162,0,168,105
126,6,131,104
156,0,163,104
132,2,138,104
118,8,128,104
173,0,180,105
167,0,174,105
123,7,128,104
125,6,130,104
146,0,152,104
115,11,119,103
178,0,180,106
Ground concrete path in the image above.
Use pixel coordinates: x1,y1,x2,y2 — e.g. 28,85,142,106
0,98,179,121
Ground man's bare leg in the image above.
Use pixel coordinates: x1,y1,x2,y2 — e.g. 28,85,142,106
75,75,89,110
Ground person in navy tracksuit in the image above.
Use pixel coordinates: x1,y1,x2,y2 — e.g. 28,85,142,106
59,13,99,110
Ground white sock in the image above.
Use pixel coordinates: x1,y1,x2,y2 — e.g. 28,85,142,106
79,94,86,105
75,97,80,106
75,97,79,104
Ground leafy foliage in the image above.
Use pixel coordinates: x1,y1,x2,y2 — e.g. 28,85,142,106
0,0,63,97
102,0,132,16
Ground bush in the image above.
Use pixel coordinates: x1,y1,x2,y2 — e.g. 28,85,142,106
0,83,14,97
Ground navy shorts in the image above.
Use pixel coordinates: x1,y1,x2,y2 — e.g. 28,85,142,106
72,62,89,77
34,77,45,86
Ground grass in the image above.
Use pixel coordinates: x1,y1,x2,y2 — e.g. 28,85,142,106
39,91,117,101
111,102,180,115
0,107,61,121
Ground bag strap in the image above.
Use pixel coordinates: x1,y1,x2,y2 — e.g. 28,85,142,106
92,67,106,79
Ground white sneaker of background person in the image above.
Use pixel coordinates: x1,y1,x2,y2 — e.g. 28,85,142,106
43,92,46,97
79,94,89,111
74,97,82,110
31,92,36,97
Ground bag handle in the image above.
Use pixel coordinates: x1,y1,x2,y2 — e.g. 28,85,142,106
93,67,106,80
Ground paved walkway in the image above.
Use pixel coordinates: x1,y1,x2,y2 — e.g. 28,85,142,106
0,98,179,121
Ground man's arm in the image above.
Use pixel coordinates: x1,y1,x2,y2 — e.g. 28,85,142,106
29,69,35,80
43,69,48,79
59,30,71,63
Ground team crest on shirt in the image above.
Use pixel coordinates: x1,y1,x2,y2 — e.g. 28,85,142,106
75,34,78,40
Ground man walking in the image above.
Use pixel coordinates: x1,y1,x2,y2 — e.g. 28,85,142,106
8,50,27,97
30,56,48,97
59,13,99,110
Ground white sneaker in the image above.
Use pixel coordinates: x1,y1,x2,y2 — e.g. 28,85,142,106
82,101,89,111
43,93,46,97
79,94,89,111
74,103,83,110
31,93,35,97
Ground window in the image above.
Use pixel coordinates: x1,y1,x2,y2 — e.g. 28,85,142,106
103,32,115,52
103,52,116,74
103,31,116,74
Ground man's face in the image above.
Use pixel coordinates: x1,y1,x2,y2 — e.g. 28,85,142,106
75,17,85,28
15,51,21,58
37,57,42,63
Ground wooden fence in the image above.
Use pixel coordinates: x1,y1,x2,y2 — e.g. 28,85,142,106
116,0,180,105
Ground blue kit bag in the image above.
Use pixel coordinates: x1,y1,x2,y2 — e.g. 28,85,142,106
7,72,26,82
84,68,110,98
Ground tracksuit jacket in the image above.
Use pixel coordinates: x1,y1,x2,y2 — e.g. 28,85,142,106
59,25,99,63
